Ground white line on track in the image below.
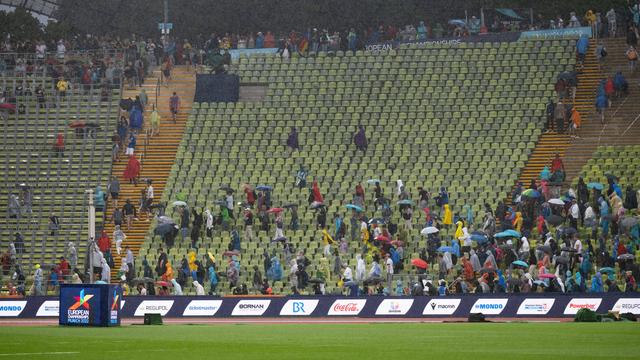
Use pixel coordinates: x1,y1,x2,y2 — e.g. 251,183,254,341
0,352,79,357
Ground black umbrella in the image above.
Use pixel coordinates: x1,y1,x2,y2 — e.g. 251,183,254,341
560,246,577,253
154,223,176,236
617,254,635,261
546,215,564,226
537,245,552,253
563,227,578,236
283,203,298,209
132,277,154,284
556,256,570,264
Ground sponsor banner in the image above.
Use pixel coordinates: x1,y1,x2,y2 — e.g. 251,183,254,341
279,299,319,316
564,298,602,315
327,299,367,316
231,300,271,316
517,298,556,315
520,27,592,40
471,299,509,315
36,300,59,317
228,48,278,60
423,299,461,315
0,301,27,317
121,300,125,309
610,298,640,315
133,300,174,317
375,299,414,315
183,300,223,316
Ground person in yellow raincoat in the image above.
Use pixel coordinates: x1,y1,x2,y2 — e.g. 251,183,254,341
513,212,523,233
454,219,464,239
443,204,453,227
322,228,334,258
150,105,160,136
361,224,370,245
162,260,174,281
188,251,197,279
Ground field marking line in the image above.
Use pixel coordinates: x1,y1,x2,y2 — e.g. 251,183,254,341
0,352,79,357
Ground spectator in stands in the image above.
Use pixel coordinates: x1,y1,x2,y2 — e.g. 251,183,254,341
8,194,20,219
35,85,46,109
180,205,190,241
48,212,60,236
626,46,638,72
108,176,120,208
613,71,629,97
569,107,581,136
627,25,638,47
568,12,581,27
125,134,137,157
554,101,565,133
585,10,596,34
123,199,136,230
53,133,65,157
170,92,180,123
123,154,140,185
286,127,299,150
67,242,77,268
162,56,172,84
32,263,43,296
606,9,617,37
595,90,608,124
150,105,160,136
353,125,367,151
56,76,69,101
576,35,589,66
94,186,106,211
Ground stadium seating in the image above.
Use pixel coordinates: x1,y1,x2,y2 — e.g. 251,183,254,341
136,39,578,294
0,82,120,277
572,145,640,187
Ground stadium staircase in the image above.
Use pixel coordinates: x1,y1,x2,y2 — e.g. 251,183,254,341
563,37,640,184
511,38,600,198
107,66,195,280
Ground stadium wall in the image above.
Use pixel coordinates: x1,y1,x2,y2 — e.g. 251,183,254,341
2,294,639,319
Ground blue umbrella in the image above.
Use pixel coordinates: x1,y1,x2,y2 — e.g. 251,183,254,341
397,199,414,206
437,246,454,253
345,204,363,212
587,182,604,191
512,260,528,268
448,19,467,27
470,231,487,241
256,185,273,191
495,229,521,238
522,189,541,198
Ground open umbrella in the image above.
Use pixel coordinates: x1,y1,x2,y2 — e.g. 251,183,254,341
599,267,615,274
587,182,604,191
223,250,240,257
367,179,381,185
397,199,414,206
270,236,288,243
154,223,177,236
171,200,187,207
132,277,154,284
546,214,564,226
256,185,273,191
495,230,521,238
548,198,565,205
283,203,298,209
157,216,175,225
369,218,386,225
219,186,234,193
421,226,439,236
538,273,556,279
617,254,635,260
345,204,363,212
267,207,284,213
563,227,578,236
533,280,548,287
522,189,541,198
437,246,453,253
448,19,467,27
537,245,552,253
511,260,528,268
411,258,428,269
155,281,170,287
555,256,570,264
375,235,390,242
310,202,325,209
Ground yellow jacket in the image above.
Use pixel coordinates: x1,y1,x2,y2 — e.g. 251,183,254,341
454,220,463,238
443,205,453,225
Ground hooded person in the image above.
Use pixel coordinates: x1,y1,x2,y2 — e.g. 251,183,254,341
123,154,141,184
170,278,183,295
32,264,44,296
442,204,453,226
113,225,126,255
312,180,324,204
519,237,530,259
289,259,299,289
67,241,77,268
162,260,174,281
463,204,473,225
459,227,471,248
624,185,638,210
355,254,366,282
484,250,497,269
193,280,205,295
286,127,299,150
207,265,218,294
204,209,214,238
94,186,106,210
454,220,464,239
590,272,604,292
101,258,111,283
97,230,111,253
469,250,482,272
353,125,367,151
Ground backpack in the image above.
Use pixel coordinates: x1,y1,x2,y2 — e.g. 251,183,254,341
628,49,638,60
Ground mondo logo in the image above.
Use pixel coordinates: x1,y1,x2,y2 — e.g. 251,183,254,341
328,299,366,316
231,300,271,316
471,299,509,315
0,301,27,317
564,298,602,315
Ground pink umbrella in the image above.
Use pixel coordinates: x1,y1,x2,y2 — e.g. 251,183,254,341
267,207,284,213
538,273,556,279
375,235,391,242
411,258,428,269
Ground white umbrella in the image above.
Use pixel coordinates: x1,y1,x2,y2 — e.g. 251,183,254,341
421,227,439,236
171,200,187,207
367,179,381,185
548,198,565,206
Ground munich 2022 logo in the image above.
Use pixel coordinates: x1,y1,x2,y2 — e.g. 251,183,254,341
67,289,93,324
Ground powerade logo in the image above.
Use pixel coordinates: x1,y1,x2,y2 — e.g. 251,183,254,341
0,301,27,317
279,300,319,316
66,289,93,324
471,299,508,315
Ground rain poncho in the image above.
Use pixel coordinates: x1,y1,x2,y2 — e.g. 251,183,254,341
353,125,367,150
101,258,111,283
540,166,551,180
459,227,471,247
513,212,523,232
267,256,282,281
171,278,183,295
463,204,473,225
469,250,482,272
94,186,105,209
590,272,603,292
454,220,463,239
207,265,218,288
451,240,460,258
193,280,205,295
443,204,453,225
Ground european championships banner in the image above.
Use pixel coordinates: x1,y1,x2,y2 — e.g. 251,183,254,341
2,293,638,319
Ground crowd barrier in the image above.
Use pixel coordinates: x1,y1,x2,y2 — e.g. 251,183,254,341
1,293,639,318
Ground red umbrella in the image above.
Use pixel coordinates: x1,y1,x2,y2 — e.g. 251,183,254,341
411,258,428,269
68,120,86,128
538,273,556,279
155,281,170,287
375,235,390,242
267,207,284,213
223,250,240,257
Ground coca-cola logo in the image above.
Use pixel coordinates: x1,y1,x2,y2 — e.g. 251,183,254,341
333,303,360,312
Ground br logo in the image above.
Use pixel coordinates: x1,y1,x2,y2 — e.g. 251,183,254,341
292,302,305,313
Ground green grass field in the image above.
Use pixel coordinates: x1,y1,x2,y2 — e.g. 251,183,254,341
0,323,638,359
